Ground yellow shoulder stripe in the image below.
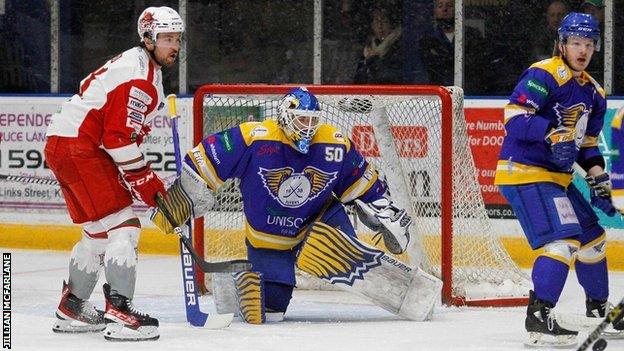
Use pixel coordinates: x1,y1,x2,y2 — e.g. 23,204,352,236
530,56,571,87
312,124,351,151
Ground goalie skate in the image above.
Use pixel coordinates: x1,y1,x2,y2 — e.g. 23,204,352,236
52,280,105,333
102,283,159,342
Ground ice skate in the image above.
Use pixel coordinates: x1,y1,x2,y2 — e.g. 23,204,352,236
102,283,159,341
585,298,624,339
52,280,105,333
524,291,577,348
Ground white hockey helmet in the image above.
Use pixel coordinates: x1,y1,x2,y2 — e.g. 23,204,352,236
137,6,184,42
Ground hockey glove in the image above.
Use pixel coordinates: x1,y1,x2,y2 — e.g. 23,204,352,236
586,172,617,216
354,198,411,255
545,127,577,171
150,166,215,234
122,163,165,208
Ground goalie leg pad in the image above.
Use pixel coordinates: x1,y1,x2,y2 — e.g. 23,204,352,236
234,271,266,324
296,222,441,321
212,273,239,315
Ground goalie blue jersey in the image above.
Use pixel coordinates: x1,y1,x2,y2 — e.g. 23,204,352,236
183,119,386,250
494,56,606,187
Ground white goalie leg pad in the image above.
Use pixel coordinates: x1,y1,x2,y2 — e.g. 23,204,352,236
213,273,239,315
297,222,442,321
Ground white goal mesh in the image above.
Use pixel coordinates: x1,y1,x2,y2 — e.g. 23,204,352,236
192,85,531,306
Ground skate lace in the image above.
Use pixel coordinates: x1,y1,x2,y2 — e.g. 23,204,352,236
80,300,101,318
126,300,148,317
546,313,555,331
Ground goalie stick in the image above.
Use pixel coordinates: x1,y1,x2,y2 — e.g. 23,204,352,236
154,194,251,273
156,94,248,329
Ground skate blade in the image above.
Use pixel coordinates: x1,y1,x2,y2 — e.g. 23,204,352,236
524,332,577,349
52,316,105,333
103,323,159,342
555,312,624,339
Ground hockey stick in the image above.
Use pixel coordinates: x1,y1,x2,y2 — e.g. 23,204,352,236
576,297,624,351
154,194,251,273
164,94,248,329
0,174,59,186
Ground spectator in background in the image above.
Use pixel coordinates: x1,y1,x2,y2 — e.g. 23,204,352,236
353,5,404,84
532,0,570,62
418,0,488,94
581,0,605,83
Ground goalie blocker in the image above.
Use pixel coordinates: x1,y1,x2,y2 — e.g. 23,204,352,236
297,222,442,321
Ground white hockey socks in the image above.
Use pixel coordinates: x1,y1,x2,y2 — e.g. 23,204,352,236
67,225,107,300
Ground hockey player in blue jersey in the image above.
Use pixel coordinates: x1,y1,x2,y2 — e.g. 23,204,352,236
494,12,621,347
150,87,440,323
610,105,624,215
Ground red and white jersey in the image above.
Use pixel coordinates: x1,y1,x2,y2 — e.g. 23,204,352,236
47,47,164,167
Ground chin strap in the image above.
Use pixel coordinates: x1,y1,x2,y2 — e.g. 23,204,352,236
143,38,166,67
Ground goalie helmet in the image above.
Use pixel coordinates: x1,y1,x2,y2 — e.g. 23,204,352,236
137,6,185,42
278,87,322,154
558,12,600,51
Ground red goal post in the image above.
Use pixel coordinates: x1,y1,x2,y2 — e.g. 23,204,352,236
191,84,530,307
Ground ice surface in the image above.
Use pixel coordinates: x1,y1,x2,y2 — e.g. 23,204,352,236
5,249,624,350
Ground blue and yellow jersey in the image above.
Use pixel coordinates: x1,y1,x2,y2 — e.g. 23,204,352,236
183,119,386,250
494,56,606,187
611,107,624,209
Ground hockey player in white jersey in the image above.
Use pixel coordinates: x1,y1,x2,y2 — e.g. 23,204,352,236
44,6,183,341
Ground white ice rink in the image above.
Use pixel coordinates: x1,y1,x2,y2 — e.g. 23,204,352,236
5,249,624,351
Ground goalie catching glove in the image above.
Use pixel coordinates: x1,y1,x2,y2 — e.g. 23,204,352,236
354,198,411,254
150,165,215,234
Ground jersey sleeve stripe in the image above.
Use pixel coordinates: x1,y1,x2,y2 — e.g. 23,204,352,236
504,104,534,123
188,143,224,190
338,164,378,203
105,144,146,170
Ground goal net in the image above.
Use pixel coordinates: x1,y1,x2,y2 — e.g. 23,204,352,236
191,84,531,307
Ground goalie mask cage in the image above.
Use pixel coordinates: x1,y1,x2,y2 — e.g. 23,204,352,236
192,84,531,307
